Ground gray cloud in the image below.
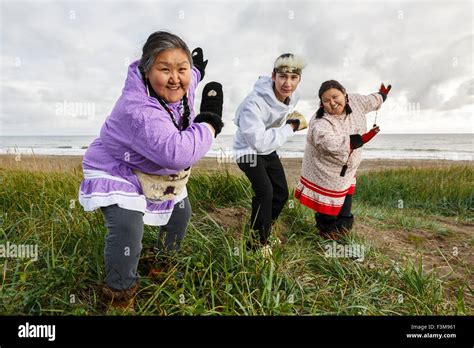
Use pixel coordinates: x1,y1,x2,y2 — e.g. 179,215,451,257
0,0,472,135
441,78,474,111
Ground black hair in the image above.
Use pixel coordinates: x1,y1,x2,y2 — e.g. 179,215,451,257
138,31,192,130
138,31,193,75
316,80,352,118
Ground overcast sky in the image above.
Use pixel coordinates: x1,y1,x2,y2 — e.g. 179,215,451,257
0,0,472,135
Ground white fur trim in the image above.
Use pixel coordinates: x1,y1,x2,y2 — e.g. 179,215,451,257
274,54,307,72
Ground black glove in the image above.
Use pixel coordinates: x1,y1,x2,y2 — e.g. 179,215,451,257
286,119,300,132
194,81,224,137
200,81,223,117
350,127,380,150
194,112,223,137
349,134,364,149
192,47,208,81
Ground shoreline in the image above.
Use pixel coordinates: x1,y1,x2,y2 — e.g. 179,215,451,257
1,154,472,186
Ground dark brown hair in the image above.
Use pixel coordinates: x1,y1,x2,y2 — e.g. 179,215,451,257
316,80,352,118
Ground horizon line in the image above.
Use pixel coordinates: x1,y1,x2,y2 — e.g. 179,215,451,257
1,133,473,137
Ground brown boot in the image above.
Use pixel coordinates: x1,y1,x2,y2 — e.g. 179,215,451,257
99,283,139,315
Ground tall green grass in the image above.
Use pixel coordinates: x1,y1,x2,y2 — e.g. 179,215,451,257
354,166,473,219
0,165,472,315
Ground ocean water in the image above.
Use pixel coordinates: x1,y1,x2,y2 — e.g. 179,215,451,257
0,134,472,161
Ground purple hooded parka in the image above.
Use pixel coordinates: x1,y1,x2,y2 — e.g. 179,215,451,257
78,60,214,225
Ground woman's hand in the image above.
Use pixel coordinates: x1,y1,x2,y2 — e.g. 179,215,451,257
350,126,380,149
361,126,380,143
379,83,391,95
378,83,392,102
192,47,208,81
194,81,224,137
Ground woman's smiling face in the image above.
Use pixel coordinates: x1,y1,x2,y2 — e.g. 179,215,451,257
321,88,346,115
146,48,191,103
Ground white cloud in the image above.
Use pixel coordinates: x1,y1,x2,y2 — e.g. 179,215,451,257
0,0,472,135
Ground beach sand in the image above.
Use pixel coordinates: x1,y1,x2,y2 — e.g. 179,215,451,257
1,154,472,186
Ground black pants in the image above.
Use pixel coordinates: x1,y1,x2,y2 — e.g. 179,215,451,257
315,194,354,233
237,151,289,245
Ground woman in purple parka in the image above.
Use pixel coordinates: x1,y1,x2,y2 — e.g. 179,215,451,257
78,31,224,311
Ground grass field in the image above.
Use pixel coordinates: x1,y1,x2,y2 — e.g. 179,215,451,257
0,165,472,315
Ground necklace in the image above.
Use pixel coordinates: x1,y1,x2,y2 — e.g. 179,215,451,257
144,75,190,131
154,95,187,130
